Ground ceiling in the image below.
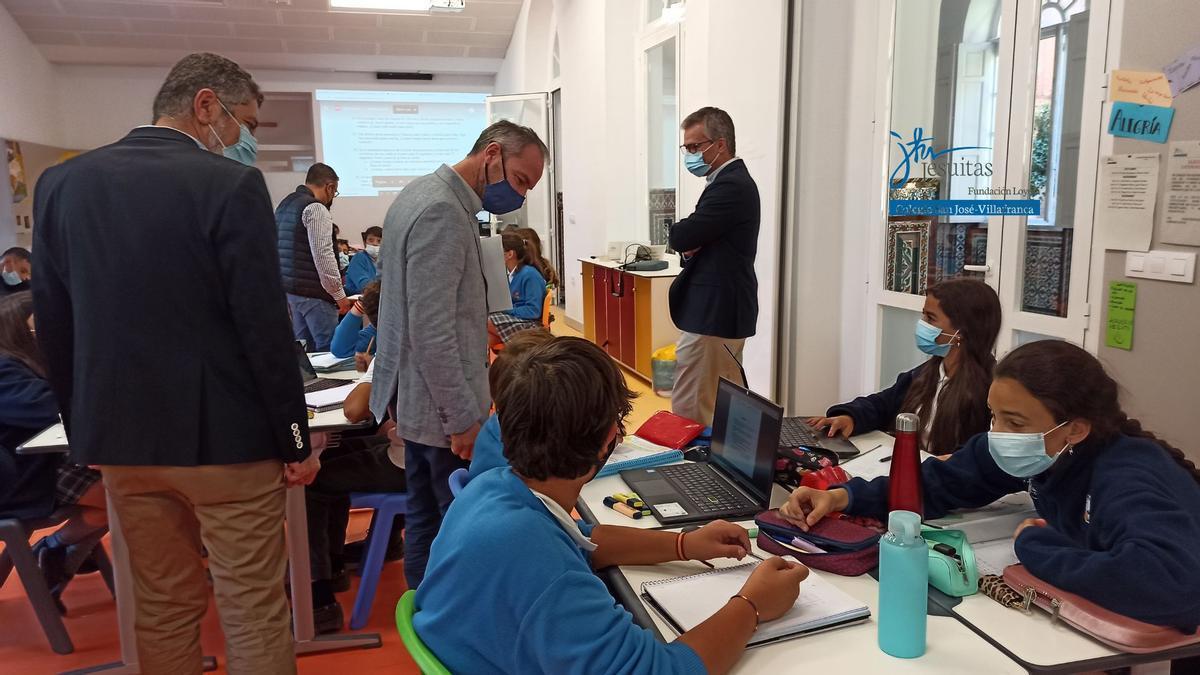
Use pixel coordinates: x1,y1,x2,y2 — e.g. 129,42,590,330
1,0,522,74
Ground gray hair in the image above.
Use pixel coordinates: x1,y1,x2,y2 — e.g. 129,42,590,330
681,106,736,156
468,120,549,161
151,52,263,121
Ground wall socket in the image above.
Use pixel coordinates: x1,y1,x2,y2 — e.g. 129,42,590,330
1125,250,1195,283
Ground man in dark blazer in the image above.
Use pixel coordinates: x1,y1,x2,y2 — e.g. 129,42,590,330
668,107,761,425
32,53,315,674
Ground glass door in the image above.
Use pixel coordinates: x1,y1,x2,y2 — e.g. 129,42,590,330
484,93,557,270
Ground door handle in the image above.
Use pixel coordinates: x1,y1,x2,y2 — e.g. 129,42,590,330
963,264,991,273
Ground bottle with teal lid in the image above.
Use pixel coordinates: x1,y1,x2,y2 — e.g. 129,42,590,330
878,509,927,658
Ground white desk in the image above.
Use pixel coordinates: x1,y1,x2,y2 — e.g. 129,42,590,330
16,367,380,674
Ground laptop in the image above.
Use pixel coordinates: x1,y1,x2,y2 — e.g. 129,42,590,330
779,417,860,460
621,378,782,526
295,342,351,394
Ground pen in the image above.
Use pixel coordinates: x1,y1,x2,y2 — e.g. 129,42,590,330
602,498,643,519
879,455,892,463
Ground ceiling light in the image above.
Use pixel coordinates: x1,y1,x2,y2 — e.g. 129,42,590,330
329,0,436,12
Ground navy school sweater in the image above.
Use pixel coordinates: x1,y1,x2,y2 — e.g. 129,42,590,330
842,432,1200,631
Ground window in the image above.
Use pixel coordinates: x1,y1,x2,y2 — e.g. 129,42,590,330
645,37,677,246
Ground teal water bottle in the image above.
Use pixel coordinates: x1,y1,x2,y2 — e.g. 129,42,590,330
878,510,927,658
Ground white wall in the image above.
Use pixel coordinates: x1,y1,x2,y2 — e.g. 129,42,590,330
0,5,62,147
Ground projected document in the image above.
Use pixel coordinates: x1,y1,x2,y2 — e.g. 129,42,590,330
316,90,487,198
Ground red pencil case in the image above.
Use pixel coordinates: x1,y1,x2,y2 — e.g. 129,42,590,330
754,509,880,576
634,410,705,449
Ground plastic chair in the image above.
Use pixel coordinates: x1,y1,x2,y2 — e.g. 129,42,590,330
395,590,451,675
539,289,555,329
0,511,115,655
347,491,407,630
448,468,470,498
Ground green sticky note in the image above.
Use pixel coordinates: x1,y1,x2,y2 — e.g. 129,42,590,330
1106,282,1137,350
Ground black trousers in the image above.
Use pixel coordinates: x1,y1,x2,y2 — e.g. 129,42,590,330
306,436,406,581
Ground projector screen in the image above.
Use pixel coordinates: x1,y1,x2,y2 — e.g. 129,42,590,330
315,89,487,198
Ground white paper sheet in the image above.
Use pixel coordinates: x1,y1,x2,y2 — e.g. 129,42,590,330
973,539,1020,577
1161,141,1200,246
1097,153,1160,252
304,383,358,410
840,449,934,482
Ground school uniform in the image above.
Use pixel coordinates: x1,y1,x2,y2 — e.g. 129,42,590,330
467,413,505,479
840,432,1200,631
344,251,379,296
414,467,705,674
488,263,547,342
329,312,377,359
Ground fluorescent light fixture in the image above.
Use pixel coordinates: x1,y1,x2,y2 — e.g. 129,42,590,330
329,0,434,11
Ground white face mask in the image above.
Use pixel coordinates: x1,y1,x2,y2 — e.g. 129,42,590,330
365,244,381,257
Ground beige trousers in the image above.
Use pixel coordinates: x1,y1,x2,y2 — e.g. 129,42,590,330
101,461,294,675
671,331,747,426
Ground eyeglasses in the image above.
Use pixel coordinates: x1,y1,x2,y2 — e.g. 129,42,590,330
679,138,715,155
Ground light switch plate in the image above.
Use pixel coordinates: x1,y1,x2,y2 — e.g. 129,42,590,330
1125,250,1195,283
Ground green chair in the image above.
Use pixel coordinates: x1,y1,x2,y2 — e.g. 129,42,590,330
395,590,451,675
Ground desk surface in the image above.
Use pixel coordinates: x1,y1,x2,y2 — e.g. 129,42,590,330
16,367,368,455
579,257,681,279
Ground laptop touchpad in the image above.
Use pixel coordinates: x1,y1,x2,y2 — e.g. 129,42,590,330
635,478,675,499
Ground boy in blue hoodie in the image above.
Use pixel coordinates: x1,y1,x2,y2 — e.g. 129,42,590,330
343,226,381,295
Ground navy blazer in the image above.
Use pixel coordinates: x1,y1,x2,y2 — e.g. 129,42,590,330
33,127,311,467
668,159,761,339
827,363,927,435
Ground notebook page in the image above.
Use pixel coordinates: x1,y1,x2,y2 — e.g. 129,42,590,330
644,562,868,643
973,538,1019,577
604,436,677,466
304,383,358,409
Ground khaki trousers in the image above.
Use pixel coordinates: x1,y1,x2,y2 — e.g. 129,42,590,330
101,461,294,675
671,332,747,426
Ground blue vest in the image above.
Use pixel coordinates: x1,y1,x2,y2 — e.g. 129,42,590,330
275,185,332,302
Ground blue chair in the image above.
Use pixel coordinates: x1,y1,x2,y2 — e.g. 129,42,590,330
448,468,470,498
347,492,407,630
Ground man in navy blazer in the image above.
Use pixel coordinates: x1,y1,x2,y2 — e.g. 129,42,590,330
33,53,314,673
668,107,760,425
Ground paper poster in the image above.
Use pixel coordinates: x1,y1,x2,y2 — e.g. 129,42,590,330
1164,45,1200,97
1161,141,1200,246
1108,102,1174,143
1105,282,1137,351
1110,70,1173,106
5,140,26,204
1097,154,1160,251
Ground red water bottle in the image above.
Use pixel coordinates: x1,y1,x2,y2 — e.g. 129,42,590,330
887,413,923,518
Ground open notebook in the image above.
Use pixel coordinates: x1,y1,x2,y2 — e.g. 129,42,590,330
642,562,870,647
595,436,683,478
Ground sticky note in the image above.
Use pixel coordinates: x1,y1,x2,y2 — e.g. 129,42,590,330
1164,45,1200,97
1108,102,1174,143
1110,70,1173,107
1105,282,1137,350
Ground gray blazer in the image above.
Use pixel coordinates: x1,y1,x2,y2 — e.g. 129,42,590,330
369,164,490,448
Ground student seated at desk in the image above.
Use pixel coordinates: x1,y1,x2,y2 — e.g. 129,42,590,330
487,232,547,347
0,292,107,612
415,337,809,674
469,328,555,479
810,279,1001,455
329,279,379,364
344,226,381,295
782,340,1200,631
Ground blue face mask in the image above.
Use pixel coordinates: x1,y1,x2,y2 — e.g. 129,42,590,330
2,270,23,286
915,319,957,357
210,100,257,166
684,150,711,177
987,420,1069,478
482,151,526,214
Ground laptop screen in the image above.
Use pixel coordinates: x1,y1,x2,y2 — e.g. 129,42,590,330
294,341,318,384
709,377,783,505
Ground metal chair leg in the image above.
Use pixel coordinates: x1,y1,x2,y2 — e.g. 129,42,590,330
0,524,74,654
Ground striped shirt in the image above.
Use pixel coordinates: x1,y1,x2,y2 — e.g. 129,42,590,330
301,202,346,301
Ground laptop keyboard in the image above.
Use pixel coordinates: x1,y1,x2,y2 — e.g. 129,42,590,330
780,418,823,448
657,464,753,514
304,378,348,394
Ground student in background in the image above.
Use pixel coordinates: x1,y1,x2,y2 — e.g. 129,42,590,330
415,337,809,674
809,278,1001,454
469,328,555,479
487,232,547,347
513,226,560,289
783,340,1200,631
336,239,351,275
344,226,382,295
0,292,107,612
1,247,32,297
330,279,379,363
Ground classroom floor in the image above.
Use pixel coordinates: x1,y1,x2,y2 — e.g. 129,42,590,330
0,307,672,674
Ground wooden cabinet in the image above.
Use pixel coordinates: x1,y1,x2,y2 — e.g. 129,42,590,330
580,259,680,381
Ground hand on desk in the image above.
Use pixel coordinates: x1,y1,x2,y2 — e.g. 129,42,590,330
354,351,372,372
779,487,850,531
740,556,810,622
285,453,321,487
682,520,753,561
1014,517,1047,539
807,415,855,439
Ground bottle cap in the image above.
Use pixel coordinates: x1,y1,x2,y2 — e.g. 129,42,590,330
888,510,922,540
895,412,921,433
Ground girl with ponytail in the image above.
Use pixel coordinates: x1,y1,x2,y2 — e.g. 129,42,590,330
487,232,548,347
783,340,1200,631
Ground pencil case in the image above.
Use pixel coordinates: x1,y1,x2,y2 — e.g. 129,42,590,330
921,527,978,597
754,509,880,576
634,411,705,449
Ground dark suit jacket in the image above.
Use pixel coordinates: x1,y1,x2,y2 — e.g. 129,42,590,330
32,126,311,467
667,159,761,339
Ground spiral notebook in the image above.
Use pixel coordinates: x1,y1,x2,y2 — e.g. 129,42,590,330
595,436,684,478
641,561,870,646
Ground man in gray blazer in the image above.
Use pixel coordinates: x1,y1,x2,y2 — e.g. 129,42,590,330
370,120,547,588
